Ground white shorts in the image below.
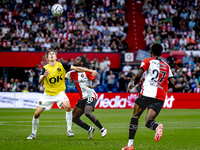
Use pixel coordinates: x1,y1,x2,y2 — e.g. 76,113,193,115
37,91,69,111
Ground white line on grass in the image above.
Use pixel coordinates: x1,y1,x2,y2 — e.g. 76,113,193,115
2,121,200,123
0,123,200,129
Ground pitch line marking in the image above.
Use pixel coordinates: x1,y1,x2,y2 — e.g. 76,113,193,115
0,122,200,129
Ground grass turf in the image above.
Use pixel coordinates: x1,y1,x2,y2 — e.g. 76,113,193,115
0,109,200,150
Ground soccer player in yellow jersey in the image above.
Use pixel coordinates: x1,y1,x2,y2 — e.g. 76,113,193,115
27,49,98,139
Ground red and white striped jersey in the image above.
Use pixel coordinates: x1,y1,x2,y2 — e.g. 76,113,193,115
194,87,200,93
139,57,173,101
65,71,97,100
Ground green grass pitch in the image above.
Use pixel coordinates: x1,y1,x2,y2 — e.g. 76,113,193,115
0,109,200,150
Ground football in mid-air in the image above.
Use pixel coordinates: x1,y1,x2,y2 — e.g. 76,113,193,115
51,4,63,16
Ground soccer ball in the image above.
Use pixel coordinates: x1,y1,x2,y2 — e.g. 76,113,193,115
51,4,63,16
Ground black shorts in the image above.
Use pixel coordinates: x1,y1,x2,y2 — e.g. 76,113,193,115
135,95,164,115
75,97,97,111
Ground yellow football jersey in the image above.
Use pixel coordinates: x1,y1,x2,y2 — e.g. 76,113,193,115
41,62,71,96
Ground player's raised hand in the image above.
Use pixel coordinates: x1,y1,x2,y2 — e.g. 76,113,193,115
91,70,98,76
44,70,49,76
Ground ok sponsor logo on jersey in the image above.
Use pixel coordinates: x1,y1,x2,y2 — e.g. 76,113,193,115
49,74,63,84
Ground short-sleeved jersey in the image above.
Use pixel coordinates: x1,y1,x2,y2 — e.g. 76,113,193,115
40,62,71,96
139,57,173,101
65,71,97,99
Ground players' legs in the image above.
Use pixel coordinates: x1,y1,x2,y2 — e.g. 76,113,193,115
29,106,44,138
145,108,158,130
62,100,71,112
127,103,145,147
145,100,164,131
34,106,45,119
84,105,107,138
84,105,105,132
72,106,90,131
146,101,164,142
145,109,163,142
62,101,73,132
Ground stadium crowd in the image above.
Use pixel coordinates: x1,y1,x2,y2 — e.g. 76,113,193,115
1,51,200,93
0,0,128,53
143,0,200,51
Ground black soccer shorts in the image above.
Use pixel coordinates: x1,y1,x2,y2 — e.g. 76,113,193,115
75,97,97,111
135,95,164,115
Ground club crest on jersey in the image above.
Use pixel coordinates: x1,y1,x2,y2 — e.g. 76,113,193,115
81,74,84,77
38,101,42,105
57,68,61,72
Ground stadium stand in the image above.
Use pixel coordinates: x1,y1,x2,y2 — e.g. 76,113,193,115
0,0,128,52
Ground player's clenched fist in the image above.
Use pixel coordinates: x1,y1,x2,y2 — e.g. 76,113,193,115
91,70,98,76
44,70,49,76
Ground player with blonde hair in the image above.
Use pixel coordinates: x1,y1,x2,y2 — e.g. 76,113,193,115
27,50,98,139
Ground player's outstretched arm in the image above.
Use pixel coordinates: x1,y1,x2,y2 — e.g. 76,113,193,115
87,78,100,89
134,68,144,85
70,65,98,76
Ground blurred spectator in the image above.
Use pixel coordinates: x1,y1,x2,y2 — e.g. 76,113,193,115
28,83,35,92
190,77,197,92
176,59,183,68
37,84,44,92
158,11,166,20
83,43,92,52
132,66,138,75
122,62,132,76
13,78,21,92
126,78,139,93
161,39,169,51
194,84,200,93
102,43,112,52
179,44,186,51
189,52,194,60
107,70,115,92
98,58,107,85
19,81,27,91
104,56,111,73
0,79,4,91
182,81,192,93
7,78,14,91
2,24,10,35
28,69,35,83
45,20,54,31
194,55,200,63
188,18,196,29
151,6,158,16
11,42,19,51
68,58,74,65
126,68,134,83
182,53,190,66
117,73,126,92
67,79,76,92
189,58,195,71
90,57,99,70
22,87,29,92
28,44,35,51
167,53,175,66
174,77,183,92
